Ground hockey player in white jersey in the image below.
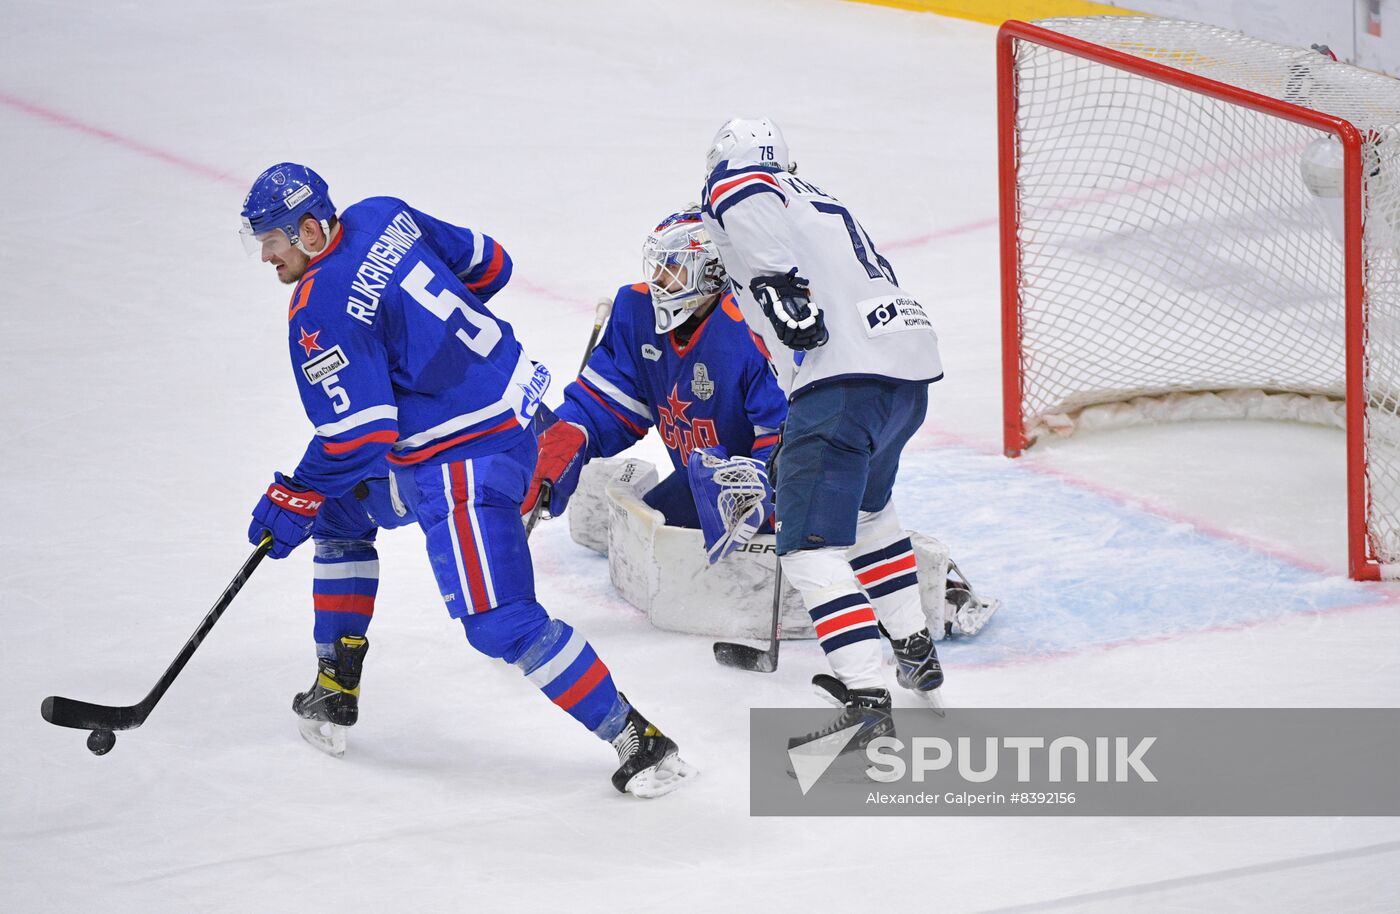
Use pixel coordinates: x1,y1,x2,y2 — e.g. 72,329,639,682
700,118,946,743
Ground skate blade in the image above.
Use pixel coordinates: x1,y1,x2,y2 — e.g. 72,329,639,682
622,751,698,799
914,686,947,718
297,717,348,758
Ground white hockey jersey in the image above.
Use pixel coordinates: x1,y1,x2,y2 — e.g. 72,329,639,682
700,161,943,397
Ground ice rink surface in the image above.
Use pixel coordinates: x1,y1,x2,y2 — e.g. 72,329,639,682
4,1,1400,911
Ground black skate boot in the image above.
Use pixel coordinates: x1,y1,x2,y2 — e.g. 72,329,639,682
890,628,946,715
293,634,368,757
787,676,894,781
610,697,697,798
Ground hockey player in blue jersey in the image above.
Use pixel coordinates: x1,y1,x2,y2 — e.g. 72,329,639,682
699,119,948,740
239,163,694,797
521,210,788,563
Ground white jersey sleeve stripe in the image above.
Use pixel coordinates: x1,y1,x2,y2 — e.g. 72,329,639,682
580,366,652,421
315,404,399,438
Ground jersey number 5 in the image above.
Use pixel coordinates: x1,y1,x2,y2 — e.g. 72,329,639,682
402,261,502,357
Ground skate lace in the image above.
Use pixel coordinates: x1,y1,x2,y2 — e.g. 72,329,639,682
612,723,640,763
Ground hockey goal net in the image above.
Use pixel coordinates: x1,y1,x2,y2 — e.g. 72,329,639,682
998,17,1400,580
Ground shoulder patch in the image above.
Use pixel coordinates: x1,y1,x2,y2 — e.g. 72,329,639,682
302,345,350,385
630,282,649,294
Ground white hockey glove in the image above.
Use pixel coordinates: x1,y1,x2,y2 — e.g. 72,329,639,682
750,269,828,351
686,448,773,565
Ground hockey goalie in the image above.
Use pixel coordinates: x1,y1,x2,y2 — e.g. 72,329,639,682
520,208,999,642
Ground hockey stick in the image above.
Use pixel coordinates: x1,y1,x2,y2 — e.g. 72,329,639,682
40,534,273,755
713,559,784,673
525,297,613,535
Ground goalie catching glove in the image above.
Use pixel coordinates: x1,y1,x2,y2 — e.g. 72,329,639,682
522,417,587,518
750,268,827,351
686,447,773,565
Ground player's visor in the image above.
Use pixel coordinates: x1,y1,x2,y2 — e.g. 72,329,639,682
239,218,295,258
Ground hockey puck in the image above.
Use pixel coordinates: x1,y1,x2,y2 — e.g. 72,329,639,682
87,728,116,756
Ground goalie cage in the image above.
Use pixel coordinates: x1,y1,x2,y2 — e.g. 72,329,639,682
998,16,1400,580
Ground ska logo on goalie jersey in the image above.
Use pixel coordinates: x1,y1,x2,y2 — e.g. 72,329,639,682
657,383,717,465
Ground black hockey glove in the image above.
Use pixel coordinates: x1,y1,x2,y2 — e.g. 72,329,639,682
750,269,828,351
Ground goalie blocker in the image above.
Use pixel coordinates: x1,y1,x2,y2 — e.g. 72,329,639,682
568,457,999,642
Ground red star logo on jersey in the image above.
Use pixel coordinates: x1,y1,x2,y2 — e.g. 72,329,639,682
298,327,323,357
665,384,693,425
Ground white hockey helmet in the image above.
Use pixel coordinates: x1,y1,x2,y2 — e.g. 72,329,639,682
706,117,792,174
643,210,727,334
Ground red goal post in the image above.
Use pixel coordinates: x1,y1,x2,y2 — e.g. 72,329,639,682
996,18,1388,579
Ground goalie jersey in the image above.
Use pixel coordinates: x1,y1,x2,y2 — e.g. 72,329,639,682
554,284,787,471
700,162,944,397
282,196,550,497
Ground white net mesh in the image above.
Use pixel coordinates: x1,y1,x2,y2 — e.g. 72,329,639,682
1007,16,1400,568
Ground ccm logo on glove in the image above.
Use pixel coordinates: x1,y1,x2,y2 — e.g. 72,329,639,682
267,483,325,515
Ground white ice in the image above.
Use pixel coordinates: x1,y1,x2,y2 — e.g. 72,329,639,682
4,1,1400,912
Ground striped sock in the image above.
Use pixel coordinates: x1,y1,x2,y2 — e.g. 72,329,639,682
515,618,626,737
312,539,379,651
850,536,926,641
808,590,883,688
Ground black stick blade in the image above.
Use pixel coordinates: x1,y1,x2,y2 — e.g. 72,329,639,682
41,695,145,731
713,641,778,673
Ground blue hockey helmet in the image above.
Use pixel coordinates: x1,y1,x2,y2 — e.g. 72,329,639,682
239,162,335,255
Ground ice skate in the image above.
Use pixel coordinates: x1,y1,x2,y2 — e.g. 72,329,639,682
890,628,946,716
610,698,697,798
786,676,894,783
293,635,368,758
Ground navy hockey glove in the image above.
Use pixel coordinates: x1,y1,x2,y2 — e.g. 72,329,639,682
248,473,325,559
750,269,828,351
522,420,587,517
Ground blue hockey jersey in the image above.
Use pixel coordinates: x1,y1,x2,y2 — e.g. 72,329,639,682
283,196,549,496
555,283,787,471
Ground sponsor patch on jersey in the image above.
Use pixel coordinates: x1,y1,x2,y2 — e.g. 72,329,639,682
302,345,350,385
858,295,932,339
641,344,662,361
691,362,715,400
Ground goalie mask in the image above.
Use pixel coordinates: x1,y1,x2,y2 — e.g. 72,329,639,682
643,211,726,334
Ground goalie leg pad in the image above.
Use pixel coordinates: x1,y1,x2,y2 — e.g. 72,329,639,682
782,547,883,689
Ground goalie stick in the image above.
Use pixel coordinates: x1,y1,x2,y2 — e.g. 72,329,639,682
712,559,784,673
40,534,273,754
526,297,614,535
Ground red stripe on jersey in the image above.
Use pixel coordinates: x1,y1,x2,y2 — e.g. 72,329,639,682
814,606,877,640
553,657,610,711
321,428,398,455
748,328,772,362
710,170,781,204
753,434,779,451
386,416,520,466
466,243,504,291
448,462,491,610
856,553,917,586
312,593,375,616
578,379,647,437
